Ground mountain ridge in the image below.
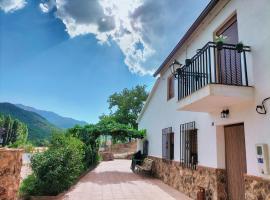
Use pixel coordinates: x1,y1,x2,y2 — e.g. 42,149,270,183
16,104,88,129
0,102,59,143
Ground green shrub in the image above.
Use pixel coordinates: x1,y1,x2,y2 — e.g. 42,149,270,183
20,134,85,196
66,126,100,168
84,145,100,167
19,174,40,198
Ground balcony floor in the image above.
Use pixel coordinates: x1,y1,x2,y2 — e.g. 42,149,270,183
177,84,254,112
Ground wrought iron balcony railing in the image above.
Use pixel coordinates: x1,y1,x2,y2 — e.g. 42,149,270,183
177,42,251,100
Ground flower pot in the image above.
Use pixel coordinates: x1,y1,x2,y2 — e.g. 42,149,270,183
185,59,192,66
216,41,223,51
236,43,244,53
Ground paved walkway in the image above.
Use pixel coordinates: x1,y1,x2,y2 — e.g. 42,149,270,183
57,160,192,200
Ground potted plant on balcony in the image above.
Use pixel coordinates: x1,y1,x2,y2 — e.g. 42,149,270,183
235,42,244,53
215,35,227,50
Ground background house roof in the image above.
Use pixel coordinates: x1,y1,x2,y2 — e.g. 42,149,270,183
153,0,220,77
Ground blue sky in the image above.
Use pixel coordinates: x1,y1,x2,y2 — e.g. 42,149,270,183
0,0,209,123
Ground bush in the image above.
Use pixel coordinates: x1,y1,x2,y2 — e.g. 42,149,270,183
19,174,39,198
9,141,35,153
84,145,100,168
20,134,85,196
66,125,100,168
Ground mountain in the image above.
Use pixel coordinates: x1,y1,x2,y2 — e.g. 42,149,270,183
0,103,59,143
16,104,88,129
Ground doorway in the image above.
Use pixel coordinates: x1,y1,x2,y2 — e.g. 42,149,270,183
224,123,247,200
216,14,242,85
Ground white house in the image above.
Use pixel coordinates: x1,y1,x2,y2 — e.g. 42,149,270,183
137,0,270,199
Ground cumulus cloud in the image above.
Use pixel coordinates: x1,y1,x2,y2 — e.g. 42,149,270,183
3,0,207,75
0,0,26,13
38,0,156,75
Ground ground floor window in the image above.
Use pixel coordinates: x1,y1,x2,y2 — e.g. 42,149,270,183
180,121,197,169
162,127,174,160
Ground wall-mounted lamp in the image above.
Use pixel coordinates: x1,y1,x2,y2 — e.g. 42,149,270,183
221,109,229,118
170,59,182,79
256,97,270,115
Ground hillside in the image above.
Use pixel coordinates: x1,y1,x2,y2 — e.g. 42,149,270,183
0,103,59,143
16,104,88,129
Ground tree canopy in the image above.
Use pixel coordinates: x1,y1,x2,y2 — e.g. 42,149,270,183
107,85,148,129
0,115,28,146
67,117,146,143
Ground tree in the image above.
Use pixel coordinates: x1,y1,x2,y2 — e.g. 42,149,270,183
0,115,28,146
107,85,148,129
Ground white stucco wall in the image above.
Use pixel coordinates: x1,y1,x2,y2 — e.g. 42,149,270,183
138,69,218,168
138,0,270,178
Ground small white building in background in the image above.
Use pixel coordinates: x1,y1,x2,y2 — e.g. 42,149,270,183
137,0,270,199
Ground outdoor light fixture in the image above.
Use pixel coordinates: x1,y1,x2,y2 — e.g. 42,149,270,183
256,97,270,114
170,59,182,78
221,109,229,118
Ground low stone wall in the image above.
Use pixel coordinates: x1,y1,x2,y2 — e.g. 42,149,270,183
149,156,227,200
113,152,134,160
0,148,23,200
244,174,270,200
111,141,137,154
100,151,114,161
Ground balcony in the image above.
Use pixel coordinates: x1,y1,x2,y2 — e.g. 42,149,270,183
177,42,254,112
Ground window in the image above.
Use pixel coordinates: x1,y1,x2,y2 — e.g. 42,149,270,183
180,122,198,169
167,75,174,100
162,127,174,160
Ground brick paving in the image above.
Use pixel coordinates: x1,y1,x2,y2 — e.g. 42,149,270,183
57,159,192,200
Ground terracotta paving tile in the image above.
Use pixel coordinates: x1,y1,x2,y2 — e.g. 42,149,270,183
57,160,192,200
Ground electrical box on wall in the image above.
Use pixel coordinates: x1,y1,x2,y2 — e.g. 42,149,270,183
255,144,270,175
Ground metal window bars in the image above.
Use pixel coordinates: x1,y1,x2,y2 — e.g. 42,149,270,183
180,121,198,170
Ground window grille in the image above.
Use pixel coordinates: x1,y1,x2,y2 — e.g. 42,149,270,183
143,140,149,156
162,127,174,160
180,122,198,169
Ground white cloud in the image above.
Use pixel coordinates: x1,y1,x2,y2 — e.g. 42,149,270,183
41,0,156,75
39,0,55,13
39,3,49,13
2,0,208,75
0,0,26,13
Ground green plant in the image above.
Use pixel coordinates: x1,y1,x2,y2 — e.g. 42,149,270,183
215,35,227,50
236,42,244,53
106,85,148,129
0,115,28,146
23,142,35,153
20,134,85,196
9,141,35,153
19,174,40,198
66,125,100,167
215,34,227,43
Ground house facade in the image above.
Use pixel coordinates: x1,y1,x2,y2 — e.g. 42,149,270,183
137,0,270,199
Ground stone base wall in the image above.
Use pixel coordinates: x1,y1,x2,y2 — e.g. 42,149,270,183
244,174,270,200
149,156,227,200
0,148,23,200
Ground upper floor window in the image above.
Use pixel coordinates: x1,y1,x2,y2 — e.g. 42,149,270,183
167,75,174,100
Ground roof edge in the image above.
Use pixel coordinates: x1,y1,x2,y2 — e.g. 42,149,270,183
153,0,220,77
